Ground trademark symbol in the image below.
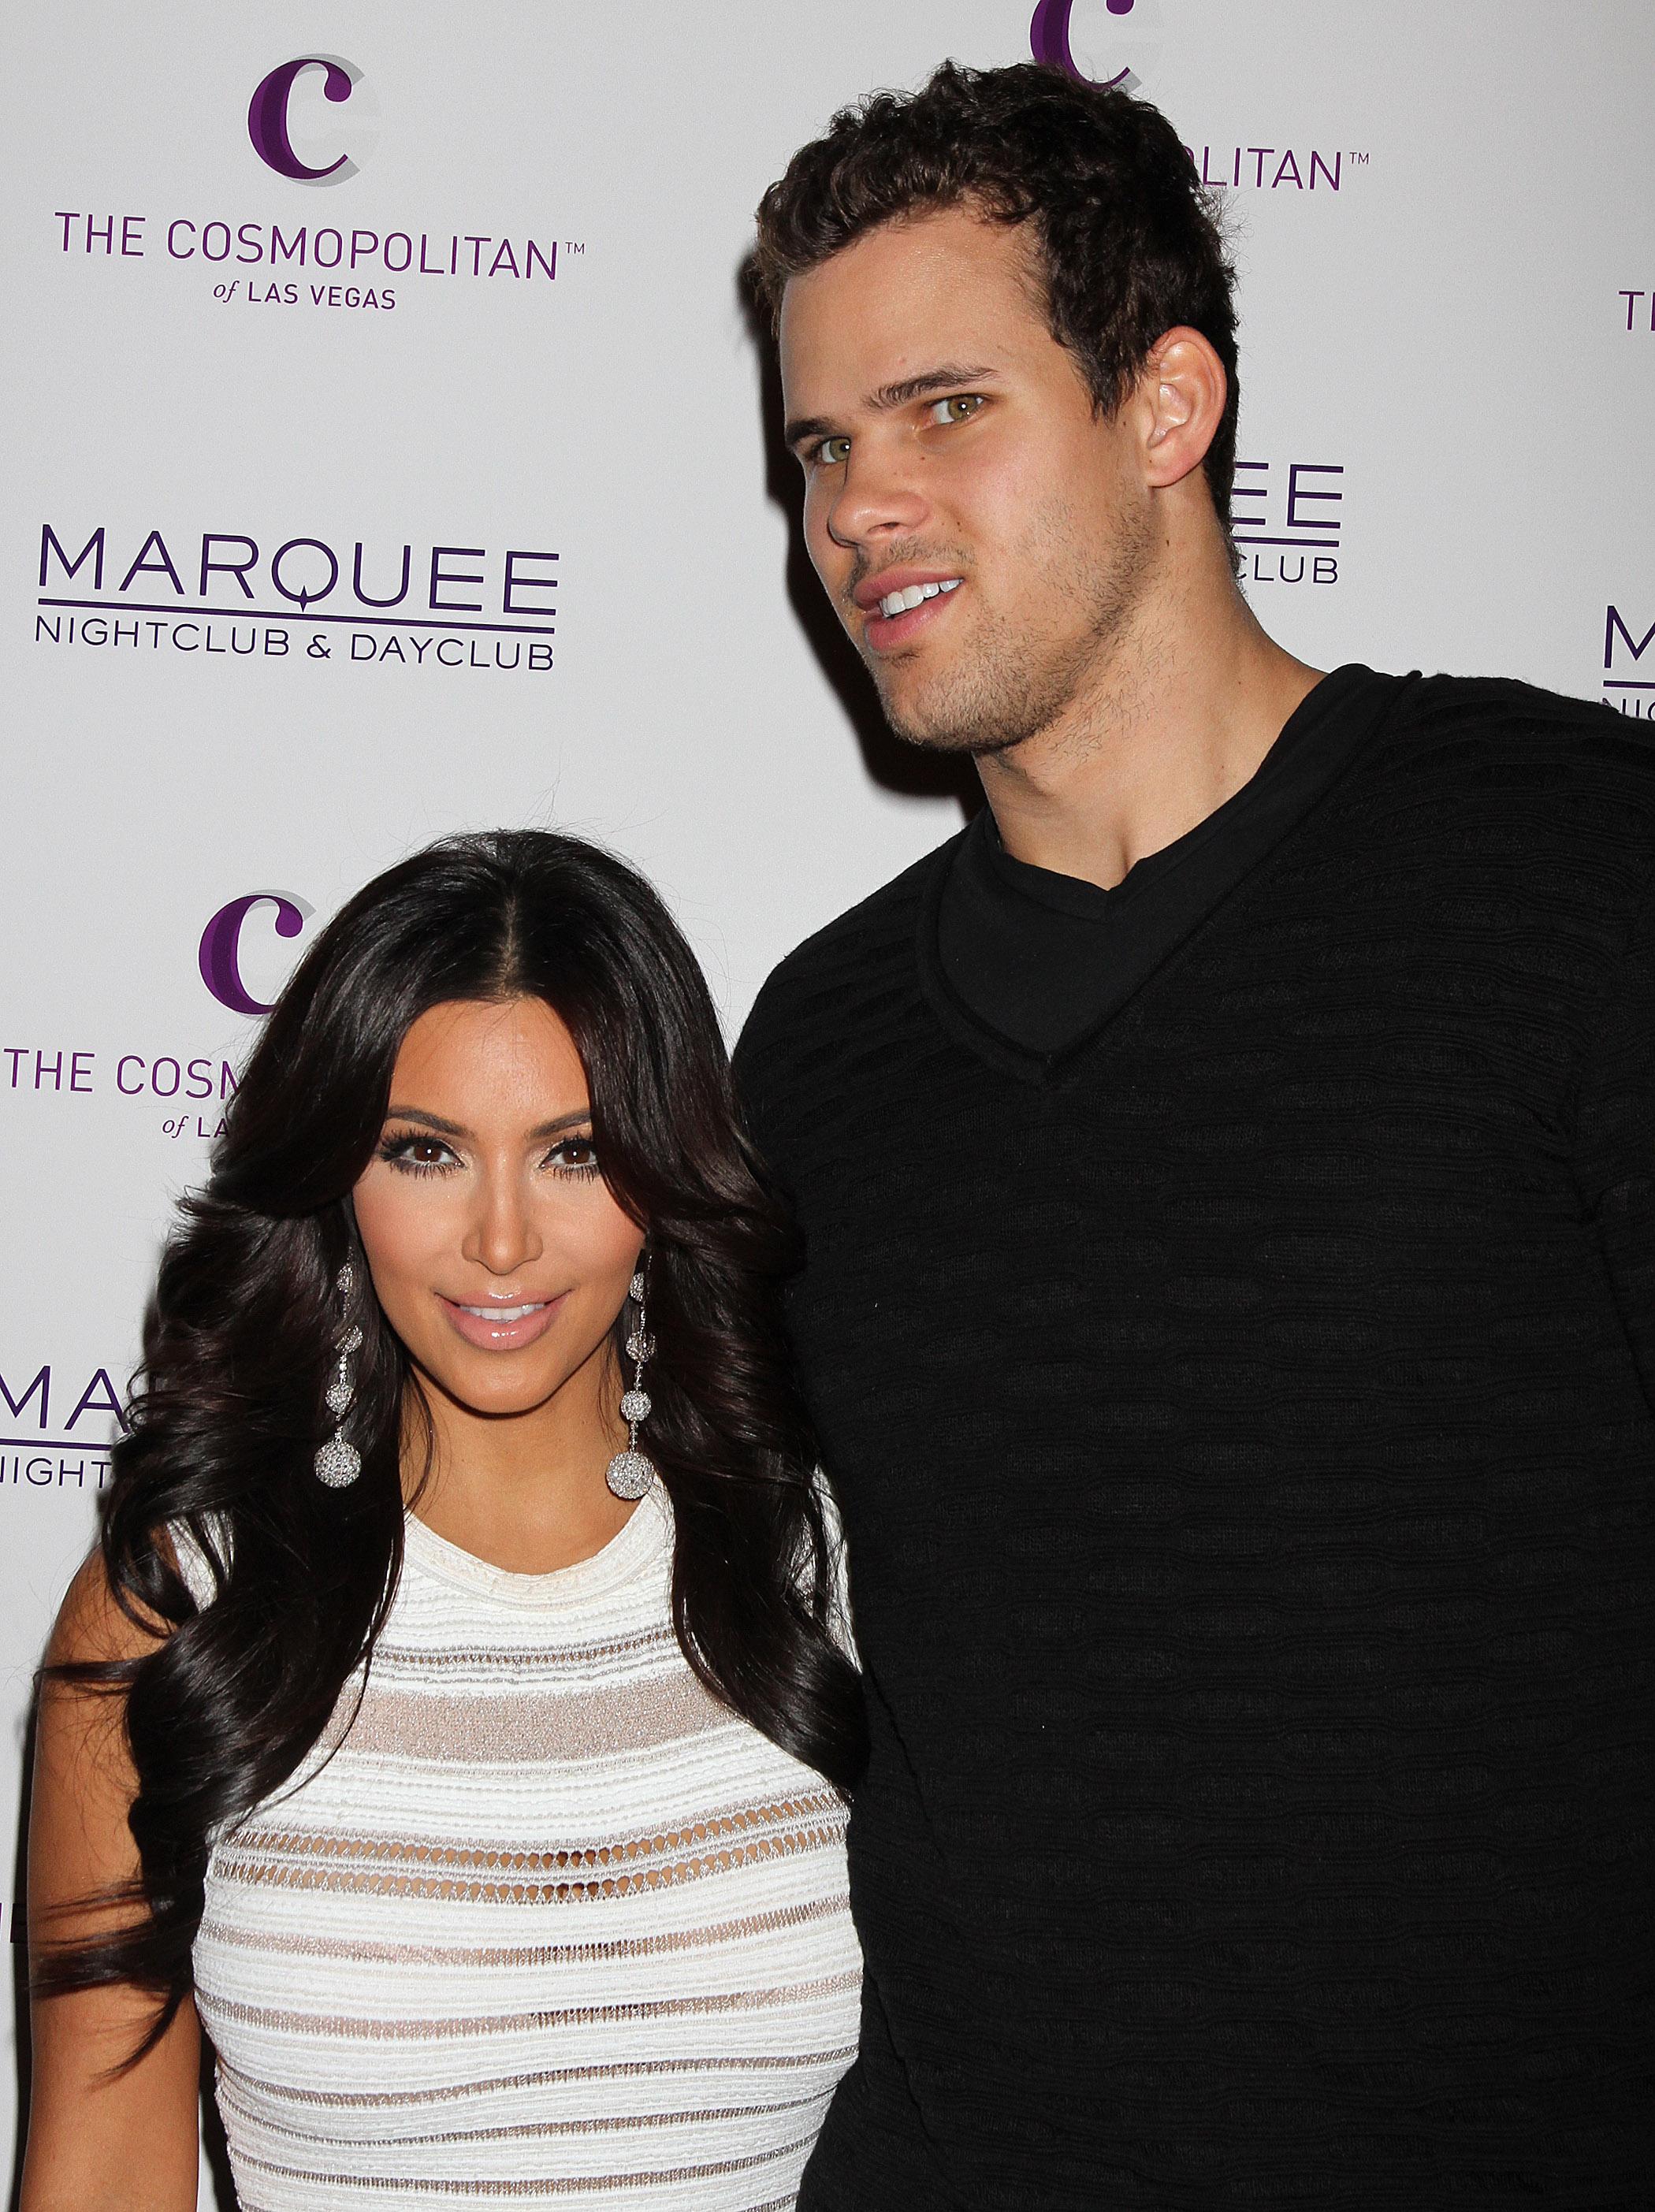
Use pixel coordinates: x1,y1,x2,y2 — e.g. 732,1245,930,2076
1348,150,1370,165
563,240,586,255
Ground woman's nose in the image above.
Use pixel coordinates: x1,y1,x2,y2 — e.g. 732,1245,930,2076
463,1172,544,1276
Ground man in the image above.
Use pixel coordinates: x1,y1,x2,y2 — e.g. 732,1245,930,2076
734,59,1655,2212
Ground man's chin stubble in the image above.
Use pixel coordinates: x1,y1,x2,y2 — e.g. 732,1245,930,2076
868,656,1080,760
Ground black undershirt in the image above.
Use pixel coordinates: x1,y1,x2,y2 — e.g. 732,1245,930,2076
939,663,1396,1054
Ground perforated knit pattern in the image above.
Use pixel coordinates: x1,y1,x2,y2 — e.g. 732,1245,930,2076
736,675,1655,2211
187,1489,857,2210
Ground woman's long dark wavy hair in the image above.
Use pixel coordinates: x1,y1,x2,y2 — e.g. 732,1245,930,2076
35,829,865,2049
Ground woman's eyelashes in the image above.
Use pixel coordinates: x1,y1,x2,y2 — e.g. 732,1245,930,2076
377,1132,460,1177
375,1130,602,1180
546,1136,602,1179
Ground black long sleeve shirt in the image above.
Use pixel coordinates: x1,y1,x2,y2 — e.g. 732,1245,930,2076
735,671,1655,2210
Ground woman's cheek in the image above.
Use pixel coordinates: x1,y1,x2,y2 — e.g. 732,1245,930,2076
355,1173,451,1320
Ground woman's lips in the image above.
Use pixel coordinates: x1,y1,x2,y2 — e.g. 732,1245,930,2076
438,1292,566,1351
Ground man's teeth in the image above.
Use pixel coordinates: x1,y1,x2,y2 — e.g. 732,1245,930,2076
878,578,961,619
459,1303,545,1322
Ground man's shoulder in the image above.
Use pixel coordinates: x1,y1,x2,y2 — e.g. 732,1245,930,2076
740,838,957,1038
1346,669,1655,883
1383,668,1655,785
734,834,961,1112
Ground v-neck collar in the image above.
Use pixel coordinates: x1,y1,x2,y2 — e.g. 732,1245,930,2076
914,667,1421,1089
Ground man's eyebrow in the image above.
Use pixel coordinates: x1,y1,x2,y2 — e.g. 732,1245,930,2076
784,363,998,451
381,1106,593,1140
783,411,836,451
869,363,997,411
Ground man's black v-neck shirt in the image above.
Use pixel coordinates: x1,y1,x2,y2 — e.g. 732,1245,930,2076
735,670,1655,2210
938,664,1396,1055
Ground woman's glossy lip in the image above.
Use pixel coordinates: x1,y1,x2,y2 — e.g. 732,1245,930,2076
437,1292,566,1351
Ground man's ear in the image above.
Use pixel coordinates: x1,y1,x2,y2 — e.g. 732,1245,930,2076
1132,326,1228,491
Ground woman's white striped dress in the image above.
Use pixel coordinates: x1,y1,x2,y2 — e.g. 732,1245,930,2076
187,1485,859,2209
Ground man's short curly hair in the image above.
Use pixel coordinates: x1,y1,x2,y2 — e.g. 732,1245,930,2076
753,60,1240,561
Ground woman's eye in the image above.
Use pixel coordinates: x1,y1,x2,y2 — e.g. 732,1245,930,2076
381,1134,459,1175
926,394,984,427
548,1136,601,1177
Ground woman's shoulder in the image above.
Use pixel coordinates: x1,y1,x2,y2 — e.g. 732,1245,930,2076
45,1548,160,1673
46,1514,222,1674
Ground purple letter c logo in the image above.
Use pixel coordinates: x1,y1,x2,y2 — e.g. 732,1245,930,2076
1030,0,1139,87
199,893,312,1017
247,57,361,183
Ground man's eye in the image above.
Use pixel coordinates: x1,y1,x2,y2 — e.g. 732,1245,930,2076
812,435,852,467
927,394,984,427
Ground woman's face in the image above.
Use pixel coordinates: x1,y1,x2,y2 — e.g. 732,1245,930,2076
351,996,645,1425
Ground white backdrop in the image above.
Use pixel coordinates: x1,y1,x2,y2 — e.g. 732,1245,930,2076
2,2,1652,2195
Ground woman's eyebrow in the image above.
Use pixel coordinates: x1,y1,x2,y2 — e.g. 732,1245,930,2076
528,1110,594,1139
381,1106,593,1140
383,1106,467,1135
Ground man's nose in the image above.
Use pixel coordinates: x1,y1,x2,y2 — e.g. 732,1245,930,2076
824,435,931,552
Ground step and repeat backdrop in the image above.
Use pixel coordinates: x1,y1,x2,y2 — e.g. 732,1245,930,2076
2,0,1651,2192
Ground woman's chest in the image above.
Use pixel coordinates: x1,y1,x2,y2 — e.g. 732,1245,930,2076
192,1626,857,2127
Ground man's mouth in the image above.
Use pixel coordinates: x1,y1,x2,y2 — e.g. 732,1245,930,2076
854,569,966,654
876,577,962,619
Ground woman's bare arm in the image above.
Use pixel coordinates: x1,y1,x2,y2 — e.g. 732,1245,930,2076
20,1554,202,2212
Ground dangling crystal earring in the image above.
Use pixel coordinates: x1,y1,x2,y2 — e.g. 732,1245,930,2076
605,1266,656,1500
314,1261,365,1489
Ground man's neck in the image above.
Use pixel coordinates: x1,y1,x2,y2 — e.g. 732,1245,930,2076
977,578,1322,890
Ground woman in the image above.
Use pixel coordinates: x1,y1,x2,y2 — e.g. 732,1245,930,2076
23,831,865,2211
